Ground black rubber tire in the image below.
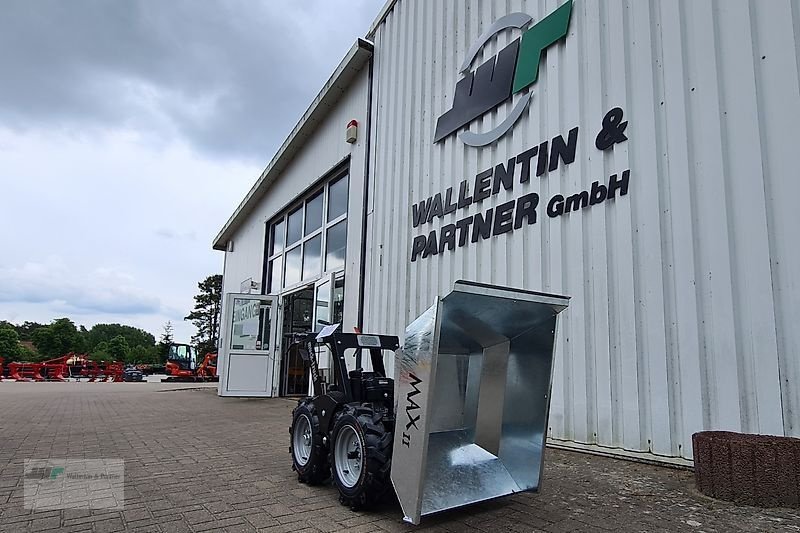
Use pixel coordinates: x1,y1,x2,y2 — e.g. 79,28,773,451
289,399,330,484
329,404,393,509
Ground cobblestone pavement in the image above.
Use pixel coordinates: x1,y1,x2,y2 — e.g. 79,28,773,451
0,383,798,532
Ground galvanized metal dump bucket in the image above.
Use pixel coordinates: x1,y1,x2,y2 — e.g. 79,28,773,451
391,280,570,524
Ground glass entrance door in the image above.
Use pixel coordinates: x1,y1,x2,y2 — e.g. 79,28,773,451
218,293,278,397
280,287,314,396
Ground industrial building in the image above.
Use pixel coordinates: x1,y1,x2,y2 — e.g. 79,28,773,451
212,0,800,464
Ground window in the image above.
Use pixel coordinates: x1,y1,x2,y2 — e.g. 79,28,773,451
328,175,348,221
314,280,330,332
229,298,273,351
332,274,345,324
286,207,303,246
302,235,321,280
270,219,285,256
305,191,323,235
325,220,346,271
284,246,302,287
265,170,349,293
268,258,282,295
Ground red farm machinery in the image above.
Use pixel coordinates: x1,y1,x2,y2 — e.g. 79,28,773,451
0,353,126,382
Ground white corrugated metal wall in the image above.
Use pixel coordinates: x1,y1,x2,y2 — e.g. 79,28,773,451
363,0,800,461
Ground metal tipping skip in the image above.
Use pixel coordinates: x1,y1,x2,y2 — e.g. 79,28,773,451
287,281,570,525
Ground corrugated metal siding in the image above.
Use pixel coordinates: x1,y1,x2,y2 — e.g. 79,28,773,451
364,0,800,460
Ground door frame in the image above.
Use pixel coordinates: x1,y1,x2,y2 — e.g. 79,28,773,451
270,269,346,397
218,292,278,397
310,273,337,389
277,283,316,397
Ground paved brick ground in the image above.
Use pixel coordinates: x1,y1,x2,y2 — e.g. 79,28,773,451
0,383,798,532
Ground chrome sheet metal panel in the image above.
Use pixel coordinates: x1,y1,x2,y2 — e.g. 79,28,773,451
473,341,509,455
365,0,800,462
392,282,569,523
392,301,440,524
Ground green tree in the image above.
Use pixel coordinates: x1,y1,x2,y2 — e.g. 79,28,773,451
91,341,112,362
31,318,85,359
106,335,130,362
156,321,174,364
17,343,37,362
128,344,158,364
185,274,222,356
84,324,155,353
160,321,174,345
14,321,46,342
0,324,21,360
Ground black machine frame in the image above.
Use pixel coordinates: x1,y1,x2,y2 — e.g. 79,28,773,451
291,329,399,395
289,328,399,433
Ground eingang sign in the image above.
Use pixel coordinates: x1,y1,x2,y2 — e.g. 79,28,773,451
231,299,261,350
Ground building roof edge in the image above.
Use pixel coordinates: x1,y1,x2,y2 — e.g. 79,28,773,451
212,38,374,251
366,0,399,39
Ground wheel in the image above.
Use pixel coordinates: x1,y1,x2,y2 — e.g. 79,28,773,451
330,404,393,509
289,400,329,484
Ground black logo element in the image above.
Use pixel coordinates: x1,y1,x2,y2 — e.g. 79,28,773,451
595,107,628,151
433,40,520,143
25,467,53,480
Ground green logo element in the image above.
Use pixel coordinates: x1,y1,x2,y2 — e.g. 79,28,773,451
49,467,65,480
512,0,573,93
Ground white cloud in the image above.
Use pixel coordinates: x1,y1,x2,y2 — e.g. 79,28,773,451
0,1,382,343
0,128,244,340
155,228,197,241
0,258,160,315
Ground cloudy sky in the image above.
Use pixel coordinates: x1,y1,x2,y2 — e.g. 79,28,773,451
0,0,382,342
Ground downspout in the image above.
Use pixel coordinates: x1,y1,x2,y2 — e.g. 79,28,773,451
218,244,229,395
357,50,375,331
258,221,278,396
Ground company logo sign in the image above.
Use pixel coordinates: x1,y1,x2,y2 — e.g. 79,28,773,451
434,0,573,146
